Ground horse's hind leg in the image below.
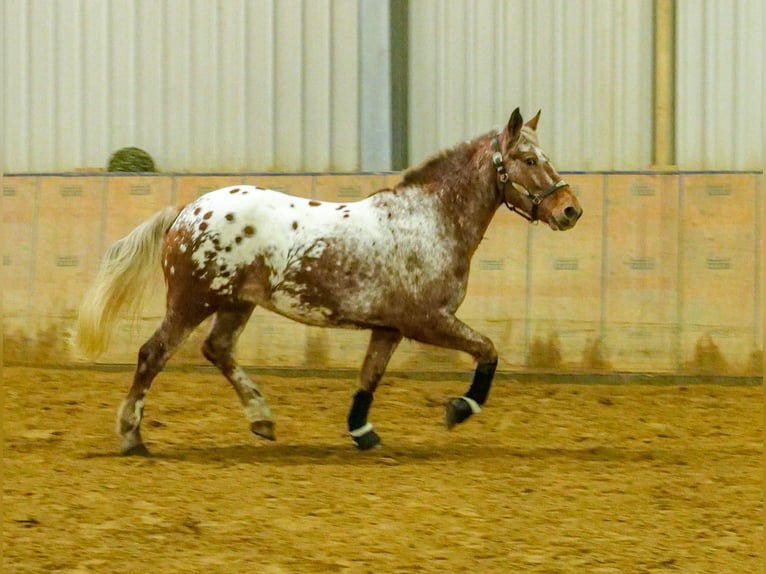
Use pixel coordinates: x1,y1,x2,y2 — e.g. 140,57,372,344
202,304,275,441
348,328,402,449
118,312,206,456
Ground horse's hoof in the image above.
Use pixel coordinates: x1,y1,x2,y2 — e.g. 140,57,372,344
121,443,152,457
353,429,382,451
445,397,474,429
250,420,276,441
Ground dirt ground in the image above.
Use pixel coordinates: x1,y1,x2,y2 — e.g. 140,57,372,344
3,366,762,573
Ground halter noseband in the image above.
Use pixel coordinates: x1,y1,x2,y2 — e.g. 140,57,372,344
491,135,568,223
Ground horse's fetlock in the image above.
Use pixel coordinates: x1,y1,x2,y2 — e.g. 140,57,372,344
347,390,374,432
244,399,272,423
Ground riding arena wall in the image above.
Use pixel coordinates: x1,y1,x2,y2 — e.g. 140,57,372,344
2,171,762,380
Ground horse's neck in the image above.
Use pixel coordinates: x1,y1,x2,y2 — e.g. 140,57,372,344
446,177,502,255
397,140,501,254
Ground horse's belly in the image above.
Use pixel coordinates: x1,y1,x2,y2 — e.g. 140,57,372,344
260,249,460,331
263,287,342,327
261,263,378,328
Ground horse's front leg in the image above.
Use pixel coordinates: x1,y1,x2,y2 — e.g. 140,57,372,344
445,357,497,429
407,314,498,429
348,328,402,449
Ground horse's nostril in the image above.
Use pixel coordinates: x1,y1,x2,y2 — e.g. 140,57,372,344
564,206,579,220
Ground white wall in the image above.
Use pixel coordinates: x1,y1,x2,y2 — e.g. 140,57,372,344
3,0,361,173
2,0,763,173
407,0,762,171
676,0,763,170
407,0,655,171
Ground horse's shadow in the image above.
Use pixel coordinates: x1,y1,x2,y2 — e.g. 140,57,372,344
85,442,690,467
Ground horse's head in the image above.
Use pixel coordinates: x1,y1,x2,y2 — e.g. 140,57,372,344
492,108,582,230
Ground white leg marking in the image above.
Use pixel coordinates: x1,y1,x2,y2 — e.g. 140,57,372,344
461,396,481,414
117,399,144,431
349,422,374,437
244,399,273,423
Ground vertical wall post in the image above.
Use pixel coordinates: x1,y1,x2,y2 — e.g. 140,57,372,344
359,0,392,171
653,0,675,168
389,0,409,171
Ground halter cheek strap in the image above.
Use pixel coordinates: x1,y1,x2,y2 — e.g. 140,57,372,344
491,135,568,223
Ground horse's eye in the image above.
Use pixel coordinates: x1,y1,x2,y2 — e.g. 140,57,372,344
525,157,537,166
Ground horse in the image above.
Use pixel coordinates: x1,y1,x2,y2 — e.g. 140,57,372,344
76,108,582,455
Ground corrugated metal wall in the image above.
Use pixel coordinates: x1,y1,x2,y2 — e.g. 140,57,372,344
407,0,655,171
2,0,763,173
676,0,763,170
407,0,762,172
3,0,361,173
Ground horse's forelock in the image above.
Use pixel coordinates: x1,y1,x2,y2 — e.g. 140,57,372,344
518,126,540,147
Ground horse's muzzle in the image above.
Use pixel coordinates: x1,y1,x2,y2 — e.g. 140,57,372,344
551,203,583,231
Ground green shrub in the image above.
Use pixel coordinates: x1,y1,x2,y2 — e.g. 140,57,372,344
107,147,157,172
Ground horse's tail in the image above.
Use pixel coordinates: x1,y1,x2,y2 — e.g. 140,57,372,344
75,206,181,359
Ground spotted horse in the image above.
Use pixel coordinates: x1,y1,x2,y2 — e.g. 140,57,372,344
76,108,583,455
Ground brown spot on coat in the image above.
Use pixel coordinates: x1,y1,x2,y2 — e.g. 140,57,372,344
309,201,321,206
243,225,255,237
203,211,213,220
292,221,299,230
225,213,235,221
336,205,347,210
194,207,201,216
199,222,208,231
229,188,240,194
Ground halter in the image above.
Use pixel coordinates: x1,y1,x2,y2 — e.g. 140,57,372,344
491,135,568,223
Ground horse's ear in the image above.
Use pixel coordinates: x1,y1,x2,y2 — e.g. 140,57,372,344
525,110,541,131
507,108,523,145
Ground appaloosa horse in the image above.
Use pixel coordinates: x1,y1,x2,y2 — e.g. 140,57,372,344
77,108,582,455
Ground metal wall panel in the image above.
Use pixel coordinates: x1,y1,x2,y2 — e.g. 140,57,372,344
407,0,655,171
3,0,762,173
676,0,762,170
2,0,360,173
